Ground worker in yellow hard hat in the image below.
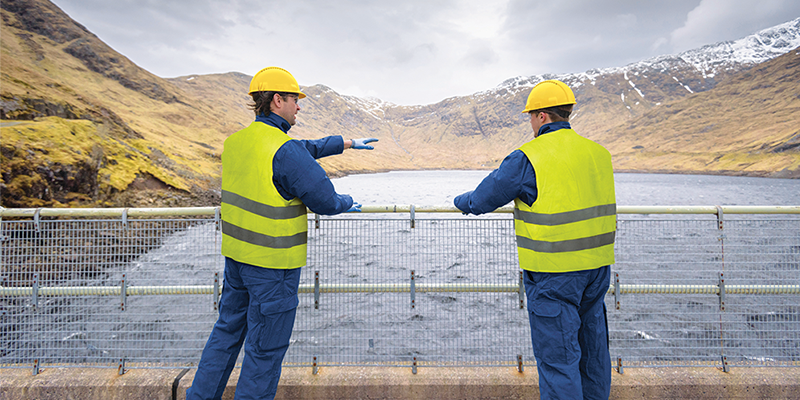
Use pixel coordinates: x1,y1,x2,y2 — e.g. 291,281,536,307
186,66,378,400
453,79,615,399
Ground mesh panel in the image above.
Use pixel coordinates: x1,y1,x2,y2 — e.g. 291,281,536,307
1,211,798,370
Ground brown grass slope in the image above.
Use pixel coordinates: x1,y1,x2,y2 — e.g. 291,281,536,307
599,48,800,178
1,0,227,207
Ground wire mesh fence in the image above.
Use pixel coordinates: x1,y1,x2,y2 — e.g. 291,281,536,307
0,206,798,371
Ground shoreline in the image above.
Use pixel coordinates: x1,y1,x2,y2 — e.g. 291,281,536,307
328,167,800,180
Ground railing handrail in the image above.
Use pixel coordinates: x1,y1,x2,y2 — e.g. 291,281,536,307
3,283,798,297
2,205,800,218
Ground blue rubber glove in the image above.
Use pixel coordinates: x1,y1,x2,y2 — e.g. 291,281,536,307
346,202,362,212
351,138,378,150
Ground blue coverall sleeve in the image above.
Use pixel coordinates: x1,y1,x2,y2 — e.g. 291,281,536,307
273,140,353,215
454,150,538,215
299,136,345,159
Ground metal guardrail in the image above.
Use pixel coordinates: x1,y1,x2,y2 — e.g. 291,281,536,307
2,205,800,217
1,205,799,372
3,283,799,297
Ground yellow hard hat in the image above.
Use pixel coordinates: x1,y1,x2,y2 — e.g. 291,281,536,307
248,66,307,98
521,79,575,113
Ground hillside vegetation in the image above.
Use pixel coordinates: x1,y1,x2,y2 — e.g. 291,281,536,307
1,0,224,207
1,0,798,209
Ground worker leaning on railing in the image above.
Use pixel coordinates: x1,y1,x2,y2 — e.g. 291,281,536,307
454,79,616,400
185,66,378,400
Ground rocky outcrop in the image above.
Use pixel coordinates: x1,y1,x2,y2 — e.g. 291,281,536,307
0,142,100,207
0,94,143,139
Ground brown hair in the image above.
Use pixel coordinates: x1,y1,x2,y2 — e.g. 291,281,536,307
533,104,574,122
249,91,294,117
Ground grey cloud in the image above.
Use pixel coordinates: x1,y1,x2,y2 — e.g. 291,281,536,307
669,0,800,52
48,0,800,105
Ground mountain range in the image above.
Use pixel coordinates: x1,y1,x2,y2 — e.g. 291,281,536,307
1,0,799,208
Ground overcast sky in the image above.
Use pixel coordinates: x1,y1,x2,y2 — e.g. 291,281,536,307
50,0,800,106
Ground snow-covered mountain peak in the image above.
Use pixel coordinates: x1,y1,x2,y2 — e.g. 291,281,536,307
500,17,800,90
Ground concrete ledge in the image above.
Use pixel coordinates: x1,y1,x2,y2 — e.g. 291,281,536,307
2,366,799,399
0,367,180,400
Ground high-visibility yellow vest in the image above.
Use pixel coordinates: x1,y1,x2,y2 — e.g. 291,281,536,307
221,122,307,269
514,128,616,273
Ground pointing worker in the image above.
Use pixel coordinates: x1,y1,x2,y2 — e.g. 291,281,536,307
186,66,377,400
453,80,615,399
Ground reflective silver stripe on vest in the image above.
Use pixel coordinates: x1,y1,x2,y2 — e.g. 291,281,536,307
222,221,307,249
516,231,616,253
222,190,306,220
514,204,616,226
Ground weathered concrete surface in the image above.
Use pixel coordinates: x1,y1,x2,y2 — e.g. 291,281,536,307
178,366,800,399
0,366,178,400
610,367,800,399
3,366,799,399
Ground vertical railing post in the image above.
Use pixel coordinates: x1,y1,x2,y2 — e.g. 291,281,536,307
314,271,320,310
718,272,726,312
31,273,39,311
33,208,41,233
715,206,728,370
213,272,220,311
120,274,127,312
410,205,415,229
518,271,524,309
721,355,729,373
614,272,621,310
121,208,129,231
517,354,524,373
410,270,416,309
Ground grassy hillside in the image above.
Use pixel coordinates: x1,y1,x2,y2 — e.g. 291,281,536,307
599,49,800,177
1,0,227,207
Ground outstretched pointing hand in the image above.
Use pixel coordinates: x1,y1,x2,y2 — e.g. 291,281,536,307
351,138,378,150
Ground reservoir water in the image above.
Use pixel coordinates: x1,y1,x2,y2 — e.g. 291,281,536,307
330,170,800,206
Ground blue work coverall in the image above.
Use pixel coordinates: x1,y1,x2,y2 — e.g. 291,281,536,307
454,121,612,400
186,113,353,400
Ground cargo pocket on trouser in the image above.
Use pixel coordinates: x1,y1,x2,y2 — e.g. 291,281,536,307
250,295,299,354
240,297,299,397
530,298,568,364
245,296,299,375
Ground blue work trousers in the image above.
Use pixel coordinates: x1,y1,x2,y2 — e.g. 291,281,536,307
524,266,611,400
186,258,301,400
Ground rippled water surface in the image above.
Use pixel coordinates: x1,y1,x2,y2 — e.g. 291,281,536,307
330,170,800,206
